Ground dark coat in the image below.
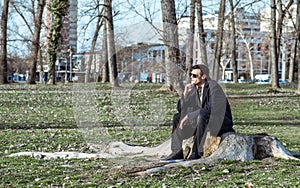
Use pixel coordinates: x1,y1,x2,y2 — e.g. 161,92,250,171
179,80,234,136
202,80,234,136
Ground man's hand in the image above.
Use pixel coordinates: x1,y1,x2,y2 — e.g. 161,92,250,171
179,115,189,129
183,83,194,97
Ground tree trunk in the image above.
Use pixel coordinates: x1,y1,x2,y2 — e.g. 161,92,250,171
28,0,46,84
185,0,195,82
237,29,254,81
0,0,10,84
212,0,225,81
85,8,104,83
47,0,68,85
39,47,44,83
278,0,293,83
101,19,109,83
161,0,184,95
270,0,279,88
105,0,119,87
288,38,296,83
297,0,300,94
196,0,207,66
229,0,238,83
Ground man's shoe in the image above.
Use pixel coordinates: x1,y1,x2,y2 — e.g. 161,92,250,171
187,152,201,160
161,150,184,161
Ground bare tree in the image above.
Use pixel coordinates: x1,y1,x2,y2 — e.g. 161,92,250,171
297,0,300,93
85,7,104,83
270,0,279,88
237,29,255,81
269,0,293,88
104,0,119,87
27,0,46,84
212,0,226,81
0,0,10,84
196,0,207,66
288,29,297,83
161,0,184,94
185,0,195,82
10,0,46,84
228,0,238,83
101,18,109,83
277,0,293,83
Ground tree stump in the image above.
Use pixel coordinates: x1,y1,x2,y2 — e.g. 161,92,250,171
142,132,300,174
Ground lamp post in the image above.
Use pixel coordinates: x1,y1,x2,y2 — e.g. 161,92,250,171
68,48,73,82
64,58,67,84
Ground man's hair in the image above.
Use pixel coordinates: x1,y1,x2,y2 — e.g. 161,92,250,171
192,64,210,79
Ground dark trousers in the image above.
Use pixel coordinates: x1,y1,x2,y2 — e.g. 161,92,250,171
171,113,207,157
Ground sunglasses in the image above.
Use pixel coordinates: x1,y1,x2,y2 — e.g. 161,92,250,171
190,73,199,78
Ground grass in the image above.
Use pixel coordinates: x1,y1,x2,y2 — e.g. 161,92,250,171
0,82,299,187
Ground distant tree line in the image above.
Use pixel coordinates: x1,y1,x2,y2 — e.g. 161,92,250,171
0,0,300,93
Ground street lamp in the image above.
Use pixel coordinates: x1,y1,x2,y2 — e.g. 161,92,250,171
68,48,73,82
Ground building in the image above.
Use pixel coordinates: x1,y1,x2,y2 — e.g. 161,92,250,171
177,8,265,81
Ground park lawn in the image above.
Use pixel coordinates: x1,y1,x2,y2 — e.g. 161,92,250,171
0,82,299,187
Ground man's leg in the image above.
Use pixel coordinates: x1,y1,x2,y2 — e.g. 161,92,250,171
163,114,195,160
189,115,208,159
171,119,197,153
172,112,180,133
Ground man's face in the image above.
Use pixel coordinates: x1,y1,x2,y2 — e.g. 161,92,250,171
190,69,206,85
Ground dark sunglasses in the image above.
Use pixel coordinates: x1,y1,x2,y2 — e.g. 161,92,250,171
190,73,199,78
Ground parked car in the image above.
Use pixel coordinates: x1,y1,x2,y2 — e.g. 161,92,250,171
279,79,288,84
255,74,270,84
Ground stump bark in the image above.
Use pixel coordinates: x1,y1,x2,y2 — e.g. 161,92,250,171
142,132,300,174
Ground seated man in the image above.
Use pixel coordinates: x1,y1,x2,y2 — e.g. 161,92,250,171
163,64,235,160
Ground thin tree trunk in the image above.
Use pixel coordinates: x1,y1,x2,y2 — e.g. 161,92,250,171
161,0,184,95
102,20,109,83
237,29,254,81
196,0,207,66
185,0,195,82
288,38,296,83
39,46,44,83
85,8,104,83
0,0,10,84
270,0,279,88
297,0,300,93
229,0,238,83
105,0,119,87
28,0,46,84
212,0,226,81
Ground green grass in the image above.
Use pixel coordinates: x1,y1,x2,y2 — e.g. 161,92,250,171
0,82,299,187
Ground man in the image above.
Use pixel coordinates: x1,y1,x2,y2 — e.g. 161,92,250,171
163,64,235,161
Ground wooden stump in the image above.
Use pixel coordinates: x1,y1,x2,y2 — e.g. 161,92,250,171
182,132,221,159
142,132,300,174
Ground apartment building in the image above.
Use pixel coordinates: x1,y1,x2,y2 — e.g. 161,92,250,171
178,9,265,81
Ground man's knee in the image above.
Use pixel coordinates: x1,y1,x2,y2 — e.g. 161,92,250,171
173,113,181,124
197,115,207,126
172,113,181,132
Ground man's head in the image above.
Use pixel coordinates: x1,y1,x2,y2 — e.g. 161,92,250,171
190,64,210,86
